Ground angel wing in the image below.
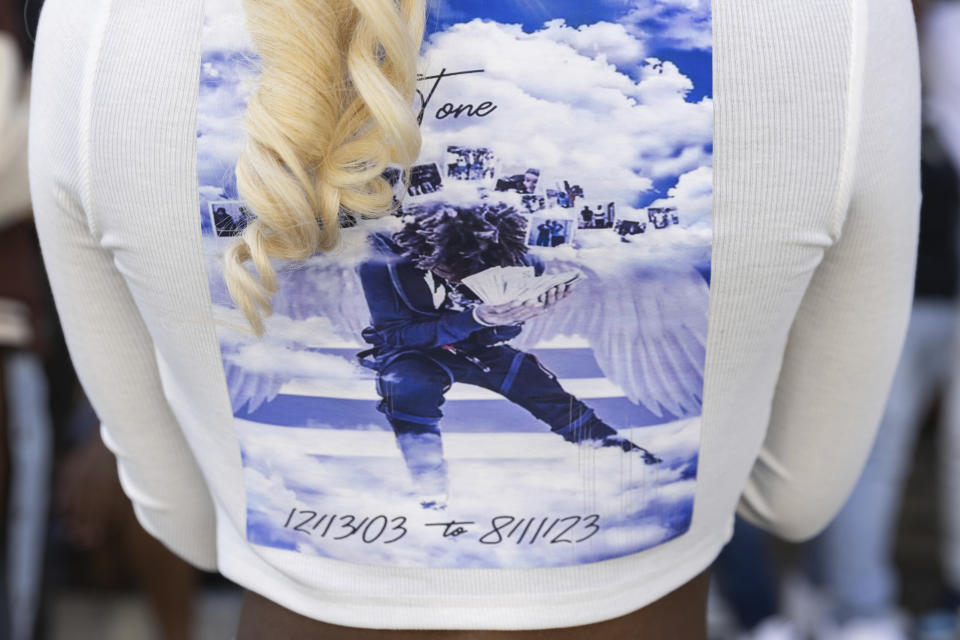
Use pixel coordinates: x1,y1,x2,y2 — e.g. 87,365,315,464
221,353,292,414
206,230,376,345
208,233,379,415
271,259,371,341
511,244,709,419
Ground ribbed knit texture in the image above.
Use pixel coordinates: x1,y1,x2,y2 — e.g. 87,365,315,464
28,0,921,630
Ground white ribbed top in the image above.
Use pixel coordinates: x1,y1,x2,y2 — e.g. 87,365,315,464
28,0,921,631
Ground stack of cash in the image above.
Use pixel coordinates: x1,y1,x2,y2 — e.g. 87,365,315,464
461,266,583,305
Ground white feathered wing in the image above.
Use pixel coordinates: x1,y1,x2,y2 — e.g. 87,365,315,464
511,245,709,419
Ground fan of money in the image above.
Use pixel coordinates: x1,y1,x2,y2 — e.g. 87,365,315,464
460,266,584,306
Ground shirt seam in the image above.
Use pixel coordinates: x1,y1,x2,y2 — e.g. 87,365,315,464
78,0,114,240
828,0,868,243
221,528,727,609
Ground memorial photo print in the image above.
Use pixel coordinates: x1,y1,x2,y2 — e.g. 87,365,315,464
196,0,713,569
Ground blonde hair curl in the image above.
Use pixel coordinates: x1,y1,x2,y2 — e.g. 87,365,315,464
225,0,427,336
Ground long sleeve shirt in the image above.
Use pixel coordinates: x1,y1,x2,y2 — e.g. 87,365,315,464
28,0,920,631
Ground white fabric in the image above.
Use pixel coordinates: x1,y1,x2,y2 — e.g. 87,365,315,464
27,0,921,631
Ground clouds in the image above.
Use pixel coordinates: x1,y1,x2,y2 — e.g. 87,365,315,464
622,0,712,51
202,0,254,53
196,50,263,232
647,165,713,229
538,18,647,67
425,0,711,57
417,18,711,219
226,342,362,381
635,58,694,103
238,419,700,567
197,4,712,233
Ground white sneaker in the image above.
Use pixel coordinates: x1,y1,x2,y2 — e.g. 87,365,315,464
780,571,832,638
706,584,739,640
914,607,959,640
818,613,910,640
738,616,804,640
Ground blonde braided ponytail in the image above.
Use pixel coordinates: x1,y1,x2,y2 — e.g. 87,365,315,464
225,0,427,336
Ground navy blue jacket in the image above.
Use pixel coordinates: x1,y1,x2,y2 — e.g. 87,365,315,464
357,232,544,364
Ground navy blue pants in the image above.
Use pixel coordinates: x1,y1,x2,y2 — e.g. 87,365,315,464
373,344,617,443
373,344,618,498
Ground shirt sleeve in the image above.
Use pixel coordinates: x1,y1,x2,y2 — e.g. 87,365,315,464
472,304,498,327
737,0,921,542
30,176,218,571
357,260,488,348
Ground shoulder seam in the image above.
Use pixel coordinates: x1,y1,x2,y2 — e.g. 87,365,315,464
828,0,869,243
77,0,114,240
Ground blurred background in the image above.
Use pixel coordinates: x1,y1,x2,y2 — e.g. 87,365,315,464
1,0,958,639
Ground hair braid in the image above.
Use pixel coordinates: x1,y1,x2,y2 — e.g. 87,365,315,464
224,0,426,336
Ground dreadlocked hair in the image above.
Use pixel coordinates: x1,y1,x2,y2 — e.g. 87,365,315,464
224,0,427,337
393,201,530,279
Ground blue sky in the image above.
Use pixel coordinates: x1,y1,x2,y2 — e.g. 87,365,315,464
426,0,712,101
427,0,627,32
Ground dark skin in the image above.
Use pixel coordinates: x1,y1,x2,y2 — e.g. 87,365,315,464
57,422,196,640
236,568,711,640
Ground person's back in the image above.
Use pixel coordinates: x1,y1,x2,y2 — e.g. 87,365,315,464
28,1,920,638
